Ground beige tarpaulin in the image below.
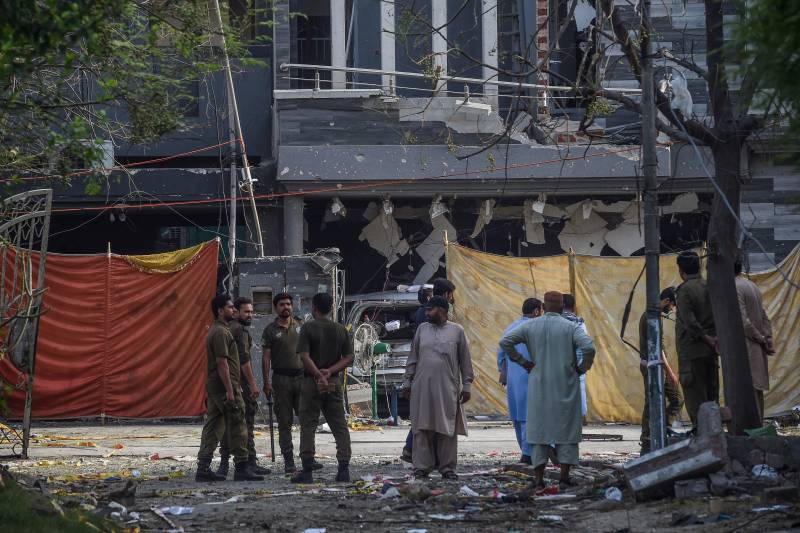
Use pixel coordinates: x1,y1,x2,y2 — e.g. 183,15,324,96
446,243,800,422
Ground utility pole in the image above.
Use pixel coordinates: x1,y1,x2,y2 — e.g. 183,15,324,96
640,0,666,451
227,79,238,294
210,0,265,267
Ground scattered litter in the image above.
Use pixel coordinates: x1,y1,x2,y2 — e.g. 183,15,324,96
428,513,464,521
320,423,332,434
108,501,127,516
537,514,564,523
159,506,194,516
360,475,376,482
380,487,401,499
149,453,160,460
303,529,326,533
205,495,245,505
458,485,479,497
535,493,577,501
744,425,778,438
604,487,623,501
672,513,732,526
112,443,125,449
486,451,499,457
752,504,791,513
407,530,428,533
131,470,142,478
128,512,141,522
751,464,779,480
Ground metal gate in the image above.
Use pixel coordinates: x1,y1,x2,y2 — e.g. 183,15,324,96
0,189,52,458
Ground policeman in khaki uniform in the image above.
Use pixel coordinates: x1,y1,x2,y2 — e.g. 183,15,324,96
291,292,354,484
675,252,720,431
262,293,321,474
195,294,264,482
217,297,270,478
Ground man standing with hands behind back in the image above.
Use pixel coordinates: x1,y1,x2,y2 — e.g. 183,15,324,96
291,292,354,484
675,251,719,431
262,293,323,474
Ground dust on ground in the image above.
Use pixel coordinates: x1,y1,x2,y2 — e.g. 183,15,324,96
2,422,798,532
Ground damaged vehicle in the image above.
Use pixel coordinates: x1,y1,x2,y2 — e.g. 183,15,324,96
344,287,429,420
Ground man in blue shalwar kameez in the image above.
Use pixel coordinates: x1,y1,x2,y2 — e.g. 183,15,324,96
497,298,542,465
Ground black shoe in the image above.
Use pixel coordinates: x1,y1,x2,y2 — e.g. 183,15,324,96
196,462,226,482
248,459,271,475
335,461,350,483
414,470,429,480
290,469,313,484
311,459,324,471
400,448,412,463
442,471,458,481
283,455,297,474
520,455,532,465
216,456,230,479
233,462,265,481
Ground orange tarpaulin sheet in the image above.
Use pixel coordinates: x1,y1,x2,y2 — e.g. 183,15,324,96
0,241,218,419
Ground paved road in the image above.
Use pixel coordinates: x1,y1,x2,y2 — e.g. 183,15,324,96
15,422,644,460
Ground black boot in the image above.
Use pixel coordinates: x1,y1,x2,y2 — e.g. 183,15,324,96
233,461,265,481
216,455,230,479
196,460,225,482
247,457,271,475
335,460,350,483
291,458,314,484
311,459,324,471
520,454,532,465
283,453,297,474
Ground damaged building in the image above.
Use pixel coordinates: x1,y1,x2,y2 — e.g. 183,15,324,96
271,0,751,292
22,0,800,292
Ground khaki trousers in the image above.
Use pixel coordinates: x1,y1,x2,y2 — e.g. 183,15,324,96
198,389,248,464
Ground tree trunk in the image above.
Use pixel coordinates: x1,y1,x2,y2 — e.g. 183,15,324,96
705,137,761,434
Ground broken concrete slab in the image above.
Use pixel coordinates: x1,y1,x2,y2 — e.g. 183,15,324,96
725,436,800,471
760,485,799,503
674,478,710,499
623,433,728,501
708,472,736,496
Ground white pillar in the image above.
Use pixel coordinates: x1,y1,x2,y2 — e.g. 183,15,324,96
380,0,396,94
431,0,447,93
331,0,347,89
482,0,499,109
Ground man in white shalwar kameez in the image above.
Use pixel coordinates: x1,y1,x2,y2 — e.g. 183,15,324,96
499,291,595,487
403,296,474,480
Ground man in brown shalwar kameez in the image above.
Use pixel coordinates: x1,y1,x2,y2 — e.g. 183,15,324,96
735,260,775,422
402,296,474,480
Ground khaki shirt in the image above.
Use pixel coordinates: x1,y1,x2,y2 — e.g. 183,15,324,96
296,318,353,375
229,320,252,366
206,318,241,393
261,317,304,370
675,274,716,363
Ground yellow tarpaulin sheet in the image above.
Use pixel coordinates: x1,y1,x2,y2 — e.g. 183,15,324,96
446,243,800,422
124,242,207,274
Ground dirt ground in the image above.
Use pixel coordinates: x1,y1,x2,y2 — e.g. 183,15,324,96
2,422,799,532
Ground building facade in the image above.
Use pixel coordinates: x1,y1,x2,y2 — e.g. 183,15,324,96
26,0,799,291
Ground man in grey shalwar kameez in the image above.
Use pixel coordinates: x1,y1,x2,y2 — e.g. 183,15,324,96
403,296,474,480
499,291,596,487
